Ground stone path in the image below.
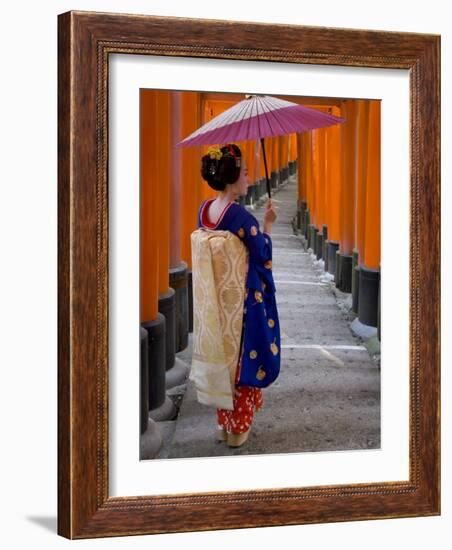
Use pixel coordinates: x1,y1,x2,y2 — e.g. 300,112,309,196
154,175,380,460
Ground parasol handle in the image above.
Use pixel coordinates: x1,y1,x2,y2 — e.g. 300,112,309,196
260,137,271,199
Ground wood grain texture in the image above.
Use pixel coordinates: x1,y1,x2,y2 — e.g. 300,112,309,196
57,10,440,539
57,10,71,539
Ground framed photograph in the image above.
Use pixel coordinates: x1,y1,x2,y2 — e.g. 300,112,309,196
137,89,380,465
58,10,440,539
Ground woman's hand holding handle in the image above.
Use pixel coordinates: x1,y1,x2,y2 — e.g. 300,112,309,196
263,198,277,234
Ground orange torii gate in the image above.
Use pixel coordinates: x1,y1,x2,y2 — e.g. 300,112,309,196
295,98,381,326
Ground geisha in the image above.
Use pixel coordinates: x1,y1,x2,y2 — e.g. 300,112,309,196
192,143,281,448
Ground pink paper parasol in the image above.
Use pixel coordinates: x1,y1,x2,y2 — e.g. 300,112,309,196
176,94,345,198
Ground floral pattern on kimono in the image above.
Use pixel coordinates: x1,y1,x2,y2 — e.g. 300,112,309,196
217,364,263,435
197,198,281,389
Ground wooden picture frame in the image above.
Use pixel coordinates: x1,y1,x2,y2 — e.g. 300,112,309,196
57,10,440,539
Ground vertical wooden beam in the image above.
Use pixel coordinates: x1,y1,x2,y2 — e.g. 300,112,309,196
363,100,381,269
140,90,159,322
170,91,183,269
180,92,203,271
156,91,171,296
356,99,371,262
325,106,343,242
339,99,359,254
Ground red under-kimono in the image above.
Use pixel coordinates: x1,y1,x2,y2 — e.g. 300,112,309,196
217,357,264,435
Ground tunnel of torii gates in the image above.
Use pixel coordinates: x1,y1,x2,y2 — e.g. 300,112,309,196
140,90,381,371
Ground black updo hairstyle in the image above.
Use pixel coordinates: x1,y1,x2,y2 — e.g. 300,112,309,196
200,143,242,191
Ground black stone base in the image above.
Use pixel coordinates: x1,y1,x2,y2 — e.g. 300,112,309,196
140,327,149,435
327,241,339,276
322,226,329,270
169,261,189,352
296,204,302,232
358,265,380,327
296,209,302,232
316,233,323,260
297,201,307,233
252,183,259,203
245,185,253,205
280,166,289,185
351,250,359,313
141,313,166,411
271,171,277,190
323,240,329,271
377,277,381,341
255,182,261,201
248,184,255,203
336,252,353,292
158,287,176,371
303,210,310,239
352,265,360,313
308,224,319,253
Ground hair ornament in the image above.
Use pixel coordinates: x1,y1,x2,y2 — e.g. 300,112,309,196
226,144,241,168
207,146,223,161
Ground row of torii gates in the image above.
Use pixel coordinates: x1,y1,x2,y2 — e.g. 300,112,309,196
139,90,380,451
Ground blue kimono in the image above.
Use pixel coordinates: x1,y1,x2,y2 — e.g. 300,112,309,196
197,198,281,388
